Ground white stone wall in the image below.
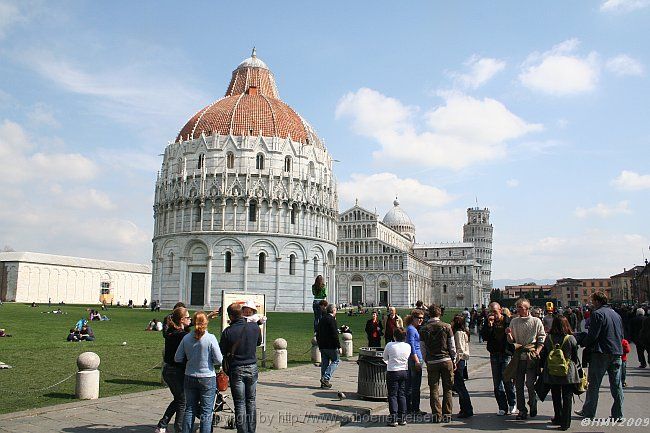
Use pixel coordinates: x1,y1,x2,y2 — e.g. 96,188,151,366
152,133,338,312
4,261,150,305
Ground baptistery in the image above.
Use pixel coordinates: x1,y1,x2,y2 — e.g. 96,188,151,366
151,50,338,311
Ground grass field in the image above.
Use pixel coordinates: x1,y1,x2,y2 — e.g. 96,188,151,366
0,302,459,414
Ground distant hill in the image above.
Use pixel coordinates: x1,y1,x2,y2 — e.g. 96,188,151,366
492,278,556,289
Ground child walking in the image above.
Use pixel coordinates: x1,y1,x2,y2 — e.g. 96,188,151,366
383,327,411,426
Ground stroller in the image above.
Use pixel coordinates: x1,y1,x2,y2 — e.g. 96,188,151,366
211,386,235,430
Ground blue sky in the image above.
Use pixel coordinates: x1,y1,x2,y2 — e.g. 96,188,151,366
0,0,648,281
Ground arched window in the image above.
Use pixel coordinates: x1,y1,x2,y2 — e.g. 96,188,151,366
194,202,201,223
226,152,234,169
168,252,174,274
197,154,205,169
313,256,318,276
177,158,183,174
225,251,232,273
289,254,296,275
308,161,315,178
284,156,291,172
256,153,264,170
290,205,296,225
249,201,257,222
258,252,266,274
443,284,447,293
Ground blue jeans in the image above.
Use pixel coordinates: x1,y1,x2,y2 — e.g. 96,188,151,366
230,363,258,433
313,300,323,333
490,353,515,411
183,375,217,433
582,353,624,419
386,370,408,423
406,358,422,413
454,359,473,415
158,364,186,432
320,348,340,381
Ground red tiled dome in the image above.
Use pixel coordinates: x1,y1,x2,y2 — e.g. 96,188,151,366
176,50,323,148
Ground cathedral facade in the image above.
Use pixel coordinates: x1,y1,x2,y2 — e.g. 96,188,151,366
335,201,492,308
151,51,338,311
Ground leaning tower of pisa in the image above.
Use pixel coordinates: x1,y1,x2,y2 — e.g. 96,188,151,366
462,207,493,293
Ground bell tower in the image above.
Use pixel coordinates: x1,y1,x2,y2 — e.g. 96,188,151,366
463,207,493,293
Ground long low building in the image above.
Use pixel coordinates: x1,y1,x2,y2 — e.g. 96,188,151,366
0,252,151,305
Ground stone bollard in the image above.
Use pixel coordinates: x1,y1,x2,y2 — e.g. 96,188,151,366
273,338,287,369
342,332,353,357
75,352,100,400
311,336,321,366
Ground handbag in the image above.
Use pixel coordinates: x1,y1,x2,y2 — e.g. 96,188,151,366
574,365,588,395
216,369,229,392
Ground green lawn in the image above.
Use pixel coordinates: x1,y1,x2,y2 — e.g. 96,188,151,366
0,303,458,414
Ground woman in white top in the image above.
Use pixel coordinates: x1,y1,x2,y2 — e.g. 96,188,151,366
452,315,474,418
382,327,411,427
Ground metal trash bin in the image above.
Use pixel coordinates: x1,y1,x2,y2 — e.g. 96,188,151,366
356,347,387,400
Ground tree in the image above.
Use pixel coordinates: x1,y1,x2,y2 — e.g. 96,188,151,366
490,289,503,302
1,245,15,252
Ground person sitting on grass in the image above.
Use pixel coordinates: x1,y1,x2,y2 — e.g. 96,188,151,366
0,328,13,337
79,324,95,341
66,328,79,342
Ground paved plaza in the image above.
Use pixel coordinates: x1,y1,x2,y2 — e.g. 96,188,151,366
1,339,648,432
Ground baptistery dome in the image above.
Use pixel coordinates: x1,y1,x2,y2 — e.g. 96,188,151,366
383,199,415,242
176,49,324,149
151,50,338,312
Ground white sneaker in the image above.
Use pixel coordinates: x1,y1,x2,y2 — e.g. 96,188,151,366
154,428,166,433
497,410,506,416
509,405,518,415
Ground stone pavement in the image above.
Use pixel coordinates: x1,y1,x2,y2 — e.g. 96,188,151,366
0,339,490,433
6,338,648,433
340,343,650,433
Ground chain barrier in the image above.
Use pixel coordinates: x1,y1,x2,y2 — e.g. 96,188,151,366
100,362,162,378
2,372,76,396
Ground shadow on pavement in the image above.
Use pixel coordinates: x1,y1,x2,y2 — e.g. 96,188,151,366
62,425,153,432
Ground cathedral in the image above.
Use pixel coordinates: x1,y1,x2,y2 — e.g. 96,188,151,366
335,201,493,308
151,51,493,311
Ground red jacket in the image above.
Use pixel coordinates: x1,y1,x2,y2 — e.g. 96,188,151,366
622,338,630,362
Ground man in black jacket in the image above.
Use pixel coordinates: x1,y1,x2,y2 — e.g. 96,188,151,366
481,301,516,416
316,303,340,389
220,303,262,433
576,292,624,420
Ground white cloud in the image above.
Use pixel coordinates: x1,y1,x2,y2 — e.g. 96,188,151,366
574,201,632,218
0,119,97,183
20,52,209,140
27,103,60,127
612,170,650,190
336,88,542,169
338,172,454,211
601,0,650,12
54,187,116,211
451,56,506,89
0,0,24,39
606,55,644,76
519,39,599,96
495,230,649,279
506,179,519,188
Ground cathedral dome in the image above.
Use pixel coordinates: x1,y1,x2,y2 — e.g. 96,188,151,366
176,49,324,149
383,199,416,241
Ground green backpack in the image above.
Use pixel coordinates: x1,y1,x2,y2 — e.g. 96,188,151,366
547,335,570,376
